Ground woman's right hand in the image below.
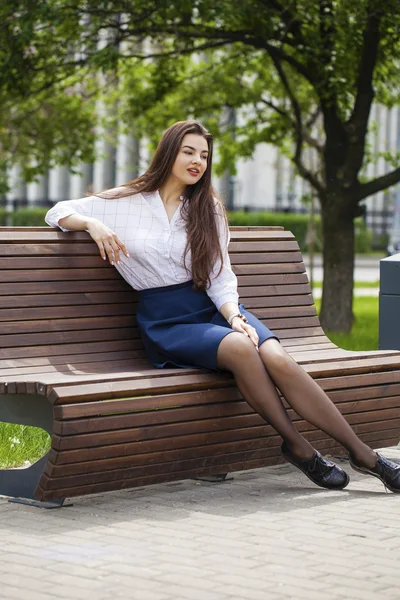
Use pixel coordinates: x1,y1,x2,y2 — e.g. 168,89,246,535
86,218,130,264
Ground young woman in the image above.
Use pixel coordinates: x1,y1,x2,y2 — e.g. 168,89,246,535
45,120,400,493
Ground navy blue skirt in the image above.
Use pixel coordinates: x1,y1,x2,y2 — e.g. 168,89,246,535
136,280,279,372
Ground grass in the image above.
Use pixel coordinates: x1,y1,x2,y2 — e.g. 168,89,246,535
0,297,379,469
315,296,378,351
0,424,51,469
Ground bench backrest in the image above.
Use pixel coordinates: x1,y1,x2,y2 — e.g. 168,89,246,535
0,226,325,368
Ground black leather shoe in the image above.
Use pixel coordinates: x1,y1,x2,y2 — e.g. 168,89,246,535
281,442,350,490
349,453,400,493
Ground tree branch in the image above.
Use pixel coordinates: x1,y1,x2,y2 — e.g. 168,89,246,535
260,97,290,120
344,4,384,180
268,53,325,196
115,23,318,85
260,98,324,154
358,167,400,201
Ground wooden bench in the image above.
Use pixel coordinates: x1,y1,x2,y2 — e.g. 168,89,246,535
1,226,399,507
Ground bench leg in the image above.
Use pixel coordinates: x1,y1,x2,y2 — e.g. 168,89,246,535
194,473,233,482
4,453,65,508
0,393,66,507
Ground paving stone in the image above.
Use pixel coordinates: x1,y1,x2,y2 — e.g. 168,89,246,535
0,444,399,600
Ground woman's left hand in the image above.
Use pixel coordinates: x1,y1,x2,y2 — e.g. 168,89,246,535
231,316,259,352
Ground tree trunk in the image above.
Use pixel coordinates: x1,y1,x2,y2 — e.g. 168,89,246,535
319,202,355,333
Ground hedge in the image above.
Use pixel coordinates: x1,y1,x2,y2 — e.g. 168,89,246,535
227,211,376,253
0,207,383,253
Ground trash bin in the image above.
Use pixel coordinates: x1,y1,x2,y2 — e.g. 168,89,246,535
379,254,400,350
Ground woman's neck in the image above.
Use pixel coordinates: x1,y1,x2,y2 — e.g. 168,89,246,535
159,177,186,205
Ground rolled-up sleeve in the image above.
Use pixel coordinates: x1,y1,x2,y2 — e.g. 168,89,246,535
45,196,96,231
206,203,239,311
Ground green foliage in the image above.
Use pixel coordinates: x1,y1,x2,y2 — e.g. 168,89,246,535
11,207,50,226
0,208,7,225
315,297,379,351
0,423,51,469
228,211,376,253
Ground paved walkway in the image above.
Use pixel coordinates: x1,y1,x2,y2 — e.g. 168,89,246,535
1,446,399,600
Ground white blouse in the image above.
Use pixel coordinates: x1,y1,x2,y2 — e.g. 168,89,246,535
44,189,239,311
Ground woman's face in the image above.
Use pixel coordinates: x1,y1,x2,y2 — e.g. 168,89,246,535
171,134,209,187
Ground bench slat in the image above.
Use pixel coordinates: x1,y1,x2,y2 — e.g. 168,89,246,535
0,339,139,360
0,269,122,283
0,279,132,295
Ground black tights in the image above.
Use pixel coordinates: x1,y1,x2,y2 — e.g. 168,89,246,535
216,334,376,468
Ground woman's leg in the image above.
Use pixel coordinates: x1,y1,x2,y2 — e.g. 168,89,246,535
258,339,377,468
216,332,315,459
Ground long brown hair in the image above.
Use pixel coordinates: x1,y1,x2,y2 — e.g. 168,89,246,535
101,120,228,291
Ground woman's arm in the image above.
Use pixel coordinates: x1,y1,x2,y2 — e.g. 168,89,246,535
46,198,129,264
58,213,94,231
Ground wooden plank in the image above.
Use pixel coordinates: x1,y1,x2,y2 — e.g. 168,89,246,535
274,327,326,339
229,226,284,231
281,335,332,348
0,315,135,336
237,273,309,286
0,357,148,378
243,295,315,309
254,306,317,319
48,371,234,405
0,339,139,361
54,387,243,419
0,230,92,242
229,230,294,240
230,252,303,264
0,280,132,296
0,303,137,322
263,316,321,330
238,284,312,298
232,263,305,275
0,303,136,322
285,342,336,352
317,370,400,391
0,256,109,269
0,326,136,349
0,350,142,371
229,241,299,252
0,243,100,256
0,269,122,283
291,348,400,364
303,355,400,376
0,292,136,309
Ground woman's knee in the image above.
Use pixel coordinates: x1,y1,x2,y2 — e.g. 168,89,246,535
259,339,293,375
217,332,258,370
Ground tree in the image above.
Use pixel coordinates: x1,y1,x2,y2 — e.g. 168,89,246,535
3,0,400,331
0,0,97,194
